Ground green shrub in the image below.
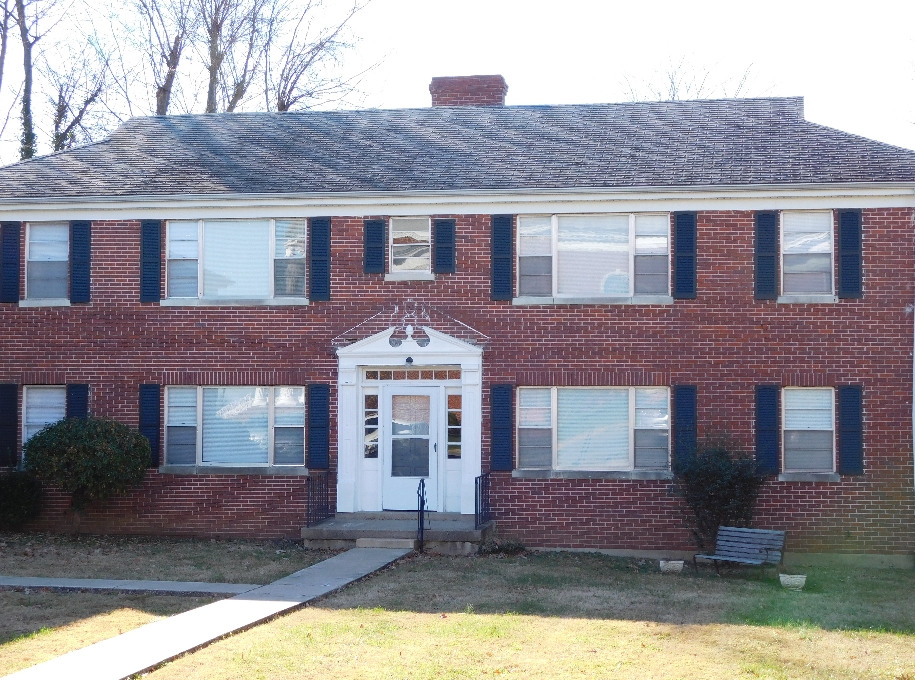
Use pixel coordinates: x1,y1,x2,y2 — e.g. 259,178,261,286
0,472,42,529
23,417,149,510
673,435,766,553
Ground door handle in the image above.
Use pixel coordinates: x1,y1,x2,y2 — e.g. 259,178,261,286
434,443,437,452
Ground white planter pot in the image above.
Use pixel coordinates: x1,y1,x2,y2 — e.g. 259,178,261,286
779,574,807,590
659,560,684,574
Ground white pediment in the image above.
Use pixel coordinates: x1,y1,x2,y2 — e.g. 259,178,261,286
336,326,482,363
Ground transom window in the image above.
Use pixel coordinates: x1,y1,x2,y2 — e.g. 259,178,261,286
23,386,66,442
781,211,833,295
26,223,69,300
165,386,306,466
390,217,431,273
783,388,834,472
518,214,670,298
363,368,461,381
166,219,307,300
517,387,670,471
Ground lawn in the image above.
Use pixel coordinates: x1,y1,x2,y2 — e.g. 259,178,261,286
144,552,915,680
0,532,338,676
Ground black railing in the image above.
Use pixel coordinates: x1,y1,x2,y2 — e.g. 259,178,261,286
306,471,332,527
417,478,428,552
475,472,492,529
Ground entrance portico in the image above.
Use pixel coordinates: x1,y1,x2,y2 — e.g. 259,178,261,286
335,326,483,514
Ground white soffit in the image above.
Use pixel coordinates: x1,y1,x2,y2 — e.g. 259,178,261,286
1,184,914,221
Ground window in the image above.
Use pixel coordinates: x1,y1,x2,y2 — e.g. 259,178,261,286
783,388,834,472
26,223,68,299
447,393,462,459
781,211,833,295
166,219,307,300
517,387,669,470
390,217,431,273
165,386,306,466
517,214,669,298
23,386,66,442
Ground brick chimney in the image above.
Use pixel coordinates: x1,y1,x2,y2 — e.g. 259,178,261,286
429,75,508,107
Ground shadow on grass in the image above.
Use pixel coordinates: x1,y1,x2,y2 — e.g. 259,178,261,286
317,551,915,637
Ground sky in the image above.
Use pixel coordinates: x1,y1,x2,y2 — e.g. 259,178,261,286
341,0,915,150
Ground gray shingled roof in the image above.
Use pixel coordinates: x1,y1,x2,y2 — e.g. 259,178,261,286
1,97,914,199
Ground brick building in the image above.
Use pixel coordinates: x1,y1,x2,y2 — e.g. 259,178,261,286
1,75,914,558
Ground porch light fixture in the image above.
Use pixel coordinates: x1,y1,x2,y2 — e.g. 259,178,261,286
406,357,414,365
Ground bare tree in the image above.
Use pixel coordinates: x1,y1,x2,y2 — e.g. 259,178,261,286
14,0,64,159
0,1,11,95
623,58,760,103
266,0,366,112
136,0,194,115
42,39,109,151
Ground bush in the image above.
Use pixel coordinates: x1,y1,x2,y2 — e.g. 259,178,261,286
23,417,149,510
478,538,527,556
673,435,766,553
0,472,42,529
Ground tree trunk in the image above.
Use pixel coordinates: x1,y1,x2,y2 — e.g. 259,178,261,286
14,0,34,160
155,33,182,115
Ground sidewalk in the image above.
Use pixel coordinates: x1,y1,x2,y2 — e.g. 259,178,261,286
5,547,410,680
0,575,258,596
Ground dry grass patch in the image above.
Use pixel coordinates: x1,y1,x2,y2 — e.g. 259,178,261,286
0,532,337,584
0,591,213,676
146,552,915,680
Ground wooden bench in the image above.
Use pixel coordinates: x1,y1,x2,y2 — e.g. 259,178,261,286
693,527,785,575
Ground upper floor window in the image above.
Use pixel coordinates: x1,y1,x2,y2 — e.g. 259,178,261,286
517,214,670,298
166,219,307,300
390,217,431,274
783,388,834,472
781,211,833,295
26,223,68,300
517,386,670,471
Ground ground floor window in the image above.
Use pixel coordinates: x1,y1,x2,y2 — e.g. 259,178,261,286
166,386,305,466
23,386,66,442
517,386,669,471
783,387,834,472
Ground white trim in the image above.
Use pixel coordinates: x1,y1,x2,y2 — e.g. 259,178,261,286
512,295,673,306
384,272,435,282
18,298,70,307
0,182,914,219
160,298,309,307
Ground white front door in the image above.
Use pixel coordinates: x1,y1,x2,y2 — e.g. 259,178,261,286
382,386,439,510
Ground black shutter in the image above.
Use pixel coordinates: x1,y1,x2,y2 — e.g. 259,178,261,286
755,212,778,299
363,219,385,274
755,385,780,475
139,384,161,468
70,220,91,303
0,384,17,466
672,385,697,471
490,384,514,471
307,384,330,469
433,219,456,273
140,220,161,303
66,384,89,420
838,210,862,299
0,222,20,303
672,212,696,299
838,385,863,475
309,217,331,300
491,215,513,300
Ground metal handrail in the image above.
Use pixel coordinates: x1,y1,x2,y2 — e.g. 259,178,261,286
417,478,427,552
306,471,332,527
475,472,492,530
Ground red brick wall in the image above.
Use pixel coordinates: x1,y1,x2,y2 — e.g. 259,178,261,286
2,209,913,552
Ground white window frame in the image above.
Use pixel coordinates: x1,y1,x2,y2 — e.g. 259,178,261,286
385,216,434,281
164,219,309,303
22,385,67,446
515,213,671,300
781,387,835,473
779,210,835,298
23,222,70,305
516,386,670,471
164,386,306,467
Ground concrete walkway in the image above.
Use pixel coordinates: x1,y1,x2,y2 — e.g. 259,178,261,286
6,547,410,680
0,575,258,596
